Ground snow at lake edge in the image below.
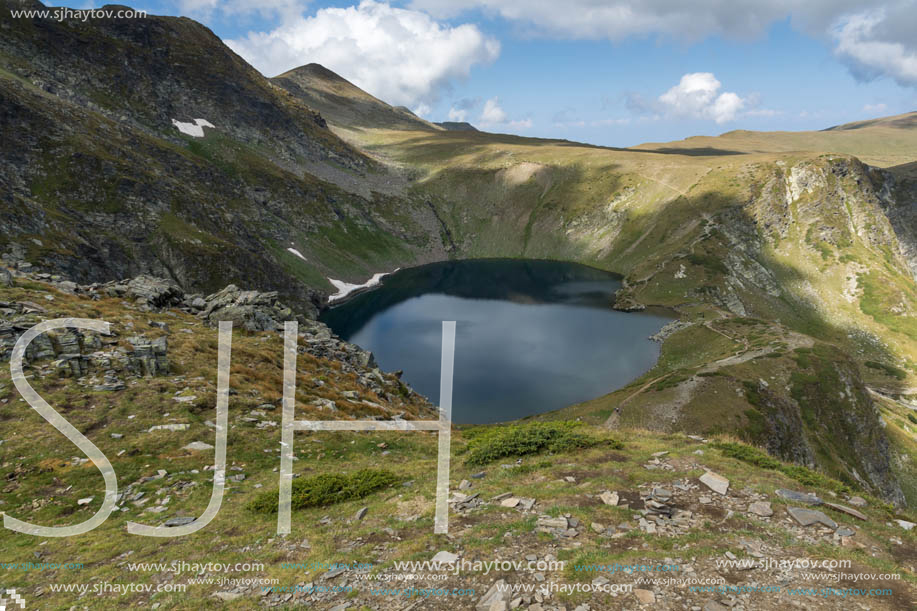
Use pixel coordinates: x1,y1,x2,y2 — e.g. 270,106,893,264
328,269,399,302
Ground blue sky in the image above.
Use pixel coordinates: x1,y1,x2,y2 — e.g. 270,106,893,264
65,0,917,146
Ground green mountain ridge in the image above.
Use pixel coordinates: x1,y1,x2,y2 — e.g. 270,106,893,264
1,0,916,511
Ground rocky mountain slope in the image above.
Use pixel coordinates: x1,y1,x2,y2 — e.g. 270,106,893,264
272,63,440,133
0,0,447,317
0,273,913,610
1,1,916,512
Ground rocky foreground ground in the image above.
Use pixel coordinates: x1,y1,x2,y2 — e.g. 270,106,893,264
0,271,914,610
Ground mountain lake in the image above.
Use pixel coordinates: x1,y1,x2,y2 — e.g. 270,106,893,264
320,259,674,423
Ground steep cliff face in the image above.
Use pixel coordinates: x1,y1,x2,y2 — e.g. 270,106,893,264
876,167,917,281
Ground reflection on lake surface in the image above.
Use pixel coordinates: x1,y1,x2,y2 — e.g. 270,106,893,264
320,259,672,423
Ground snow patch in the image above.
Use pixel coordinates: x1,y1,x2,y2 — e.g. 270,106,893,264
286,248,308,262
327,270,399,302
172,118,215,138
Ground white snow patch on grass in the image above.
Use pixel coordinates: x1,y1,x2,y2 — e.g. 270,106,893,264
287,248,308,262
172,118,215,138
328,269,399,302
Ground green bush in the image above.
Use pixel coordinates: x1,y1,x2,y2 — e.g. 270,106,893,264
907,413,917,425
864,360,907,381
713,441,850,495
464,421,601,466
249,469,398,514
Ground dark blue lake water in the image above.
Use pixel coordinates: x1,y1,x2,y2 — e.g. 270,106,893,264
320,259,672,423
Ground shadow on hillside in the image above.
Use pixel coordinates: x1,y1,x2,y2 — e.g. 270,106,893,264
887,160,917,180
631,147,746,157
382,130,749,164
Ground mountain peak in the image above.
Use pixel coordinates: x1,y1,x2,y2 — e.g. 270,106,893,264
273,62,439,132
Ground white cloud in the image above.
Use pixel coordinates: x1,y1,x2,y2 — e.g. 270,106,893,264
657,73,746,123
481,97,508,124
408,1,917,88
412,103,433,117
863,102,888,113
478,97,531,130
225,1,500,107
448,107,469,122
833,9,917,87
408,0,865,41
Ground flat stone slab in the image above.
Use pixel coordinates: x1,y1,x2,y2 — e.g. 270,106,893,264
847,496,867,507
182,441,214,451
836,527,855,537
699,471,729,495
599,491,619,506
476,579,511,611
776,488,821,505
787,506,837,529
431,551,459,565
537,516,569,530
896,519,915,531
164,517,196,527
634,589,656,604
823,502,867,521
747,501,773,517
148,423,189,433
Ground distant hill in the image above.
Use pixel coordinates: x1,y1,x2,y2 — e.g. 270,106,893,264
631,111,917,169
436,121,478,131
272,63,440,132
2,0,917,513
823,111,917,132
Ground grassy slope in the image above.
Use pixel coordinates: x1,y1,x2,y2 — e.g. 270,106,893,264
0,279,914,610
630,112,917,169
326,116,917,506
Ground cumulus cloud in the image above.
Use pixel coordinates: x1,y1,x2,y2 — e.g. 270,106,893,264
833,8,917,87
481,97,508,123
225,1,500,107
478,97,531,129
412,103,433,118
657,73,747,123
408,0,864,41
448,107,468,121
447,97,480,122
408,1,917,88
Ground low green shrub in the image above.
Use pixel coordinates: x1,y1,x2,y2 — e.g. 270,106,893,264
864,360,907,381
713,441,851,495
464,421,601,466
249,469,398,514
